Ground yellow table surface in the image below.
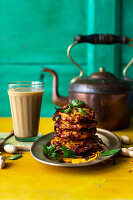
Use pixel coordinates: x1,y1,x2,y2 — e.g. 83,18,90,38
0,117,133,200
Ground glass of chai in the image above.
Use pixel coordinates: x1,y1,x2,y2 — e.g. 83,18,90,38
7,81,44,142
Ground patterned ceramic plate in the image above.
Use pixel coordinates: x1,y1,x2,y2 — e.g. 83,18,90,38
30,128,121,167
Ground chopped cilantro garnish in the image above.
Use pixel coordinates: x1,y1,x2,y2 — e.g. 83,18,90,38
64,104,71,114
78,108,86,115
72,99,79,106
59,108,64,112
43,144,77,160
72,99,85,107
60,145,77,158
99,148,120,156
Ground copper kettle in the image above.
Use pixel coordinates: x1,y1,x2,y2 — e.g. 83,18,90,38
43,34,133,131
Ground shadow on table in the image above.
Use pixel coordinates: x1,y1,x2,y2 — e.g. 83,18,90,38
46,155,128,175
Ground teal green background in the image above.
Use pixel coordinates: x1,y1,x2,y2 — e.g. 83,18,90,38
0,0,133,117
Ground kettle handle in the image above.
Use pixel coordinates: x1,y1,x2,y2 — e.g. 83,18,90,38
68,34,133,83
74,34,129,45
123,58,133,80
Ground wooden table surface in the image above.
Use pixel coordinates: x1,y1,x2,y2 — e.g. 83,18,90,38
0,117,133,200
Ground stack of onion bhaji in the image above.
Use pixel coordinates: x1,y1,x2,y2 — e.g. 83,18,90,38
51,100,103,155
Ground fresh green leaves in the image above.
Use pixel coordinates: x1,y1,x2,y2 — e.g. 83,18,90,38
9,153,22,160
58,100,85,115
43,145,121,161
72,99,79,106
60,145,77,158
64,104,71,114
77,101,85,107
78,108,87,115
43,144,77,160
72,99,84,107
59,104,71,114
99,148,120,156
59,108,64,112
43,145,59,160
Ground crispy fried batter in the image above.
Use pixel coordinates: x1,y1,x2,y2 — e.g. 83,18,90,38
51,100,104,155
54,128,96,140
52,104,95,123
54,120,97,131
51,136,102,155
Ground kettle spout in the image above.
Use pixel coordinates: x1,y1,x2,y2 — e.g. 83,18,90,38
43,68,68,107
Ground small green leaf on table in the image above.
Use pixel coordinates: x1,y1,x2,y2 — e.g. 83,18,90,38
9,153,22,160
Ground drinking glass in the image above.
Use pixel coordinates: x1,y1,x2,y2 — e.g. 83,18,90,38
7,81,44,142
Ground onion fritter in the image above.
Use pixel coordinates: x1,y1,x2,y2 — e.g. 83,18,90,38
52,103,95,123
51,100,104,156
51,136,103,155
54,120,97,131
54,128,97,140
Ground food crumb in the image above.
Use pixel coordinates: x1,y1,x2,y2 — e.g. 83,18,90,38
128,170,132,173
97,184,101,188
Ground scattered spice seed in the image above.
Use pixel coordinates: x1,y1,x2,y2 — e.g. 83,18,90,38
128,170,132,173
97,184,101,188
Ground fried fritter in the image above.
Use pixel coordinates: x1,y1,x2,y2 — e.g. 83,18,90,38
52,103,95,123
51,100,104,156
54,128,97,140
51,136,103,155
54,120,97,131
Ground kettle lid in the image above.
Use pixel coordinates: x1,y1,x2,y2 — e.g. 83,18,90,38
69,68,131,94
89,67,116,80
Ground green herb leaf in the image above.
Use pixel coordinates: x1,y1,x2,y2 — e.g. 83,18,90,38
77,101,84,107
64,104,71,114
60,145,69,151
60,145,77,158
72,99,79,106
99,148,121,156
47,145,56,156
72,100,85,107
43,145,56,157
43,144,60,159
63,150,77,158
59,108,64,112
9,153,22,160
43,144,49,154
42,144,77,160
78,108,87,115
54,153,60,160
